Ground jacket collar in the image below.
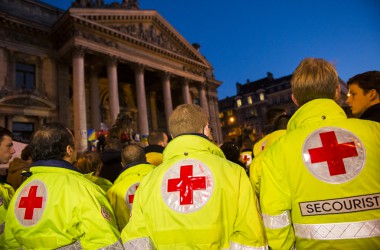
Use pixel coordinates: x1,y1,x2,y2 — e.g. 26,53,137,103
31,159,80,172
287,99,347,132
163,134,225,162
120,161,149,174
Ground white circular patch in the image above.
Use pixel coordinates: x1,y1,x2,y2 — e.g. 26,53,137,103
302,127,365,184
240,152,252,167
15,180,47,226
125,182,140,210
161,159,214,213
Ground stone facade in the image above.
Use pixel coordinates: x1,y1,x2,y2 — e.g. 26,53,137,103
0,0,223,151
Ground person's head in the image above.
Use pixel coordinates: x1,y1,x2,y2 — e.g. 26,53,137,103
169,104,210,139
0,127,16,164
291,58,340,106
29,122,76,163
346,70,380,117
20,144,32,162
121,144,146,166
75,151,103,175
220,142,241,163
148,130,168,147
272,114,291,131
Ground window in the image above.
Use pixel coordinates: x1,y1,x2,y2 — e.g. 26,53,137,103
236,99,242,107
247,96,252,105
219,112,224,118
259,93,265,101
227,110,233,116
16,62,35,90
12,122,34,143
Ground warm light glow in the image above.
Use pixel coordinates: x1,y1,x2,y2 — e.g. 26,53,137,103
229,117,235,122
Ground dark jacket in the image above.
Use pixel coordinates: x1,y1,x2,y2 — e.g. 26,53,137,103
360,103,380,123
6,158,31,190
99,149,122,183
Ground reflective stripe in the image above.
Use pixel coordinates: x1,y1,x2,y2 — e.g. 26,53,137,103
262,210,291,229
123,237,153,250
55,241,82,250
230,241,269,250
56,240,123,250
294,219,380,240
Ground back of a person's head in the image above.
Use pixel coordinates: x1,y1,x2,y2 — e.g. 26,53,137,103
272,114,291,131
148,130,167,145
220,141,241,162
169,104,208,138
75,151,103,174
291,58,338,106
347,70,380,95
105,137,122,151
29,122,74,161
121,144,146,165
0,127,13,143
21,144,32,161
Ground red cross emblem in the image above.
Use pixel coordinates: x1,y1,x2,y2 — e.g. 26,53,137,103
15,180,47,226
308,131,358,176
303,127,365,184
128,184,139,204
167,165,206,205
162,159,214,213
18,185,43,220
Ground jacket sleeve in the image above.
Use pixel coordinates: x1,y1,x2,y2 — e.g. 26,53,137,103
121,180,154,249
230,167,268,249
249,150,267,198
79,187,123,249
107,185,131,231
259,153,294,250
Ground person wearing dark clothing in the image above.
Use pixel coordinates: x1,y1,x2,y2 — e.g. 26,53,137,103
346,70,380,122
220,141,248,175
99,138,122,183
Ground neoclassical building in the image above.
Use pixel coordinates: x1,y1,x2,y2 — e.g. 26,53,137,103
0,0,223,152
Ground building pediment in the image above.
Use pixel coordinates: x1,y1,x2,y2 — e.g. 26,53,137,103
54,8,211,73
0,93,55,110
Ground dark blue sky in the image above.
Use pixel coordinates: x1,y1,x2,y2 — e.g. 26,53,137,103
42,0,380,99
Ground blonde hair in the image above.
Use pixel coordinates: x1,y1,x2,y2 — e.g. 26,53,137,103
75,151,103,175
291,58,338,106
169,104,208,138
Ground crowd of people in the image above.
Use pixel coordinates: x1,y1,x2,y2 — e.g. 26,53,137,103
0,58,379,249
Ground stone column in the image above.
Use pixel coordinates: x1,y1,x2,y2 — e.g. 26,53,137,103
72,47,88,153
0,115,4,128
6,115,13,130
213,97,223,144
198,82,209,116
149,91,158,130
181,77,191,104
134,64,149,138
107,56,120,125
57,62,70,127
90,67,101,130
162,72,173,127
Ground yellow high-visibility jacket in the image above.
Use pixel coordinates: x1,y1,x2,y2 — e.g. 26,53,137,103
258,99,380,249
4,160,122,249
121,134,268,249
0,182,14,247
250,129,286,197
107,162,154,231
84,172,113,192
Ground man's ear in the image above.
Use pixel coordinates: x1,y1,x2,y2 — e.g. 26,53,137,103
368,89,379,102
291,94,299,107
66,145,73,156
